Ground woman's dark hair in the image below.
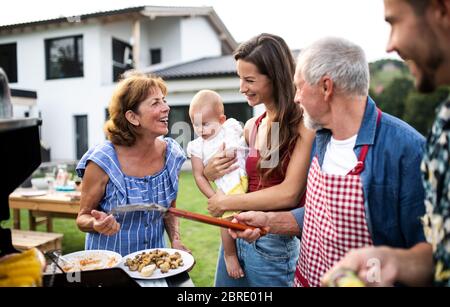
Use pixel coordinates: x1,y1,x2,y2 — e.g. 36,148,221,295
234,33,303,184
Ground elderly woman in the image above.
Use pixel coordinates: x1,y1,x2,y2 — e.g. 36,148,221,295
76,73,189,256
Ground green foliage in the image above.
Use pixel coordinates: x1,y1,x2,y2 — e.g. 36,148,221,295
403,86,450,135
370,59,411,93
176,171,221,286
373,77,414,118
370,59,450,136
369,59,409,74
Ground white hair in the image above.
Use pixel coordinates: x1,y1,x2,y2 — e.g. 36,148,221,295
297,37,370,96
303,109,323,131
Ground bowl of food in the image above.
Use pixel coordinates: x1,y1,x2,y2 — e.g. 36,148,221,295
59,250,122,272
31,177,48,190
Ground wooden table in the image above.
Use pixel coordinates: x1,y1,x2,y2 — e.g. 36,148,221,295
12,229,64,253
9,190,80,232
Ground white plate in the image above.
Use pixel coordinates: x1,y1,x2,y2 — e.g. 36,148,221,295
20,190,47,197
119,248,194,280
61,250,122,272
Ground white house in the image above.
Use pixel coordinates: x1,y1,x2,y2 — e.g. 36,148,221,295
9,88,38,119
0,6,260,161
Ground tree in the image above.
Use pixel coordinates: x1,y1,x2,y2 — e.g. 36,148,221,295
403,86,450,136
369,59,449,136
373,77,414,119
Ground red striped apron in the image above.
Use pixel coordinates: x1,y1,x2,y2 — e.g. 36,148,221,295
294,109,381,287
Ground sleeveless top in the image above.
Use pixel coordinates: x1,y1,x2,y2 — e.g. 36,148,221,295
76,137,186,256
246,112,289,192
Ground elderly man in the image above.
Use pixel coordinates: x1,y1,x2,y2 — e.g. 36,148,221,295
228,37,426,287
324,0,450,287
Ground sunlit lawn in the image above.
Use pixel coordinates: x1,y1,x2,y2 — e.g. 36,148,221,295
3,171,221,287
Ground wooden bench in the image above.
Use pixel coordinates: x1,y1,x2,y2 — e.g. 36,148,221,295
11,229,63,253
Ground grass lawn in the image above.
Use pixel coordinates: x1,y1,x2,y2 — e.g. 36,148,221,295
2,171,221,287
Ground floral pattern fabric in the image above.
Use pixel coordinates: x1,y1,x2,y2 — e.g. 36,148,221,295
421,96,450,286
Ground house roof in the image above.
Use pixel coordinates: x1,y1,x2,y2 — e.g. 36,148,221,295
0,6,145,30
147,55,237,80
0,6,238,53
147,50,301,80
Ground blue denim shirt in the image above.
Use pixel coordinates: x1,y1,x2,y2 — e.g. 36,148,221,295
292,97,426,248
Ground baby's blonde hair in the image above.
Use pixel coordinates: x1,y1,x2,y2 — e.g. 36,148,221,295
189,90,224,118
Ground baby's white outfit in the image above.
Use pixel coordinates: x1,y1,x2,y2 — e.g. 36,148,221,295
187,118,248,216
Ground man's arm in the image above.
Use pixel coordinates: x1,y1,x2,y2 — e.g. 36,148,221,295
266,208,302,236
228,208,302,242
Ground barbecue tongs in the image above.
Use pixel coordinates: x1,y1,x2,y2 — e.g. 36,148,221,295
109,203,268,236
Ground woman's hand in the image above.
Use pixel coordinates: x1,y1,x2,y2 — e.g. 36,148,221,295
207,193,228,217
171,239,192,254
203,143,239,181
91,209,120,236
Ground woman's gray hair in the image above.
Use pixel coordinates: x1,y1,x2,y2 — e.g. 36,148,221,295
297,37,370,97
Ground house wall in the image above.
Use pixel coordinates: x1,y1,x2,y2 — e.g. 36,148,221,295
0,22,104,160
180,17,221,61
140,17,181,68
11,104,37,118
99,19,133,85
10,95,39,118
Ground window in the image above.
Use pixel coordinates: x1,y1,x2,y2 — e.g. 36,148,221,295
0,43,18,83
150,48,161,65
112,38,133,82
45,35,83,79
105,108,110,122
74,115,88,159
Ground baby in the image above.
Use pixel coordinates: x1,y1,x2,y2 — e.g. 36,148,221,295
186,90,248,279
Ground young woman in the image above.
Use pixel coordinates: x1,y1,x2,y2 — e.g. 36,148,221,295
205,33,315,287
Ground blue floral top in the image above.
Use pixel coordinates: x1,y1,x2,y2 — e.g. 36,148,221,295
421,97,450,287
76,137,186,256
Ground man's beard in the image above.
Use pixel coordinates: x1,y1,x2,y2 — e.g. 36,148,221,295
303,110,323,131
415,26,443,93
416,74,436,93
414,45,442,93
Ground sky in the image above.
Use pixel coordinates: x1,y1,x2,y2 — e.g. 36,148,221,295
0,0,399,62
